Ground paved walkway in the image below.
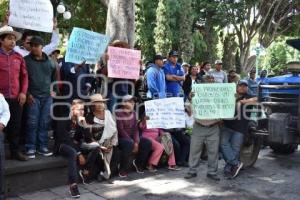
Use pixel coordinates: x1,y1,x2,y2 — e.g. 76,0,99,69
8,148,300,200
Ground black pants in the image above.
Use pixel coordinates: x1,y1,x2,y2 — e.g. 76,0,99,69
59,144,78,184
0,132,5,200
171,130,191,164
84,148,105,180
118,137,152,172
4,99,23,154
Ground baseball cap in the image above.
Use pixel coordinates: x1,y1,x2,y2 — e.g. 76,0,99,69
215,60,222,65
153,54,164,62
168,50,179,57
238,80,248,86
30,36,44,46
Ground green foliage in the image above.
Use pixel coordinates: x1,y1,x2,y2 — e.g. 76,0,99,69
0,0,8,23
190,31,207,65
154,0,172,57
57,0,107,34
178,0,194,62
135,0,158,61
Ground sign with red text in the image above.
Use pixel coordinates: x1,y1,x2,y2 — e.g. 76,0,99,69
107,47,141,80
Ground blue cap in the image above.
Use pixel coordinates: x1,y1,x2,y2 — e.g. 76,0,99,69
169,50,178,57
238,80,248,86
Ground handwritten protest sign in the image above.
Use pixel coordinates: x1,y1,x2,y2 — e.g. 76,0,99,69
145,97,185,129
65,27,110,65
107,47,141,80
9,0,53,33
192,83,236,119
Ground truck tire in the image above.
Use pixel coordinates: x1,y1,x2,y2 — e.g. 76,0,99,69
240,134,262,168
269,143,298,154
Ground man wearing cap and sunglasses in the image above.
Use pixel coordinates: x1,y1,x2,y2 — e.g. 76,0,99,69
24,36,58,159
0,25,29,161
163,50,185,97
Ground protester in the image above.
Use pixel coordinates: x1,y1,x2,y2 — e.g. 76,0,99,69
139,115,180,172
210,60,228,83
102,40,136,111
54,99,86,198
115,95,152,178
199,62,211,78
256,70,267,84
79,94,118,183
146,55,166,99
221,80,257,179
60,60,93,103
182,62,190,75
228,69,240,84
246,69,258,96
163,50,185,97
182,65,201,101
0,25,29,161
0,93,10,199
25,36,58,159
185,75,221,181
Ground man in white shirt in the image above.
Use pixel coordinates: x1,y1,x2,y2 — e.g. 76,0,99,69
0,93,10,199
210,60,228,83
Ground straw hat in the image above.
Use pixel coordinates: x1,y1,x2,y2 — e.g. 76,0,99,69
90,94,108,103
0,25,22,41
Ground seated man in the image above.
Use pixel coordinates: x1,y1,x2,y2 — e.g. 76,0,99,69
115,95,152,178
78,94,118,184
54,99,87,198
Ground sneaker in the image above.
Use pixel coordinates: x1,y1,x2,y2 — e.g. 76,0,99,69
224,171,233,179
184,173,197,179
168,165,181,171
79,170,93,185
69,184,80,198
118,171,128,178
207,174,220,181
26,150,36,159
37,148,53,157
231,162,244,178
147,165,157,173
133,159,144,174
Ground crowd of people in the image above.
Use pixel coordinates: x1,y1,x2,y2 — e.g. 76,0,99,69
0,20,270,199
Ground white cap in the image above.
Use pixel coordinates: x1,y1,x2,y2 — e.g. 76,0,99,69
215,60,222,65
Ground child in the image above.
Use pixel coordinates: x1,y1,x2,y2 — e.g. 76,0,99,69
139,115,180,172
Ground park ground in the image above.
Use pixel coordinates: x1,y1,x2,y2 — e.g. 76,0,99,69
8,147,300,200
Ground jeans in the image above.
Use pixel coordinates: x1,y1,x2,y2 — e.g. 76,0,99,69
170,130,190,164
220,127,244,172
59,144,78,184
118,137,152,172
3,98,23,154
188,123,220,175
26,96,52,151
0,132,5,199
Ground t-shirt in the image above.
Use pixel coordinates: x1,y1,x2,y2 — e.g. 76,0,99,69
224,94,253,134
209,70,228,83
163,61,184,97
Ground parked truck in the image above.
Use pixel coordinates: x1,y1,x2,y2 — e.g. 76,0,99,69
240,38,300,167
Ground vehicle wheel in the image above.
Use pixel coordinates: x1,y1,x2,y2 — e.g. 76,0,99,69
240,134,263,168
269,143,298,154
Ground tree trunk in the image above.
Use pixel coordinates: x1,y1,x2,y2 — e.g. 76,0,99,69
105,0,135,48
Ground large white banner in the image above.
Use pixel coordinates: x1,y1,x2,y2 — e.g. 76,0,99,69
8,0,53,33
145,97,185,129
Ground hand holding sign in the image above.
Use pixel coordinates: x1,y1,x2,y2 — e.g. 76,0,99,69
65,27,110,65
107,47,141,80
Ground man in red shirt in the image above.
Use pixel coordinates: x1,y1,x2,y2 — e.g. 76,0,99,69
0,26,28,161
